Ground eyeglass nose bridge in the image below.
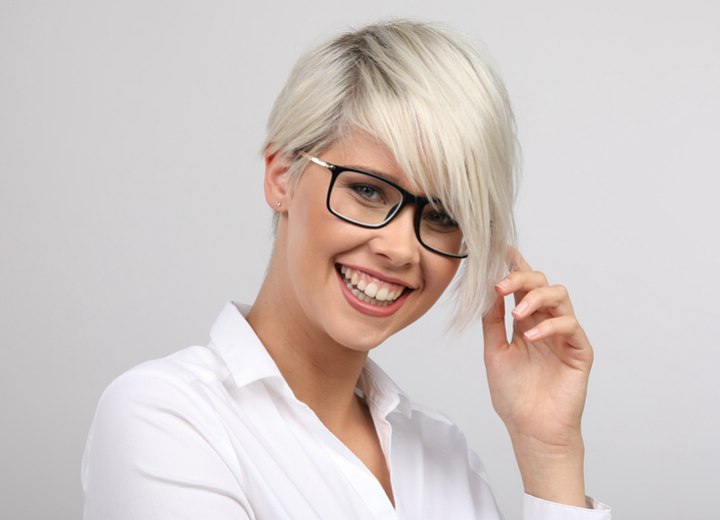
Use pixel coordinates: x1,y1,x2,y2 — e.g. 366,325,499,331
330,174,428,230
359,195,430,263
317,157,467,258
379,191,428,229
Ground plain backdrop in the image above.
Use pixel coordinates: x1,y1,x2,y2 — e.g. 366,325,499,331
2,1,718,518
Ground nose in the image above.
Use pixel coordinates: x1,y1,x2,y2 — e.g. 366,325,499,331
367,205,421,267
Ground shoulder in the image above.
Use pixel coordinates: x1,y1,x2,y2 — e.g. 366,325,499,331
82,347,253,516
83,346,237,480
89,346,233,437
103,345,228,396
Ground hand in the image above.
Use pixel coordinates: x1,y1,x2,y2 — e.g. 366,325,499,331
482,247,594,506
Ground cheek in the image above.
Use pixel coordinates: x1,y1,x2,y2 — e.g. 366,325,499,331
425,258,460,296
285,191,353,270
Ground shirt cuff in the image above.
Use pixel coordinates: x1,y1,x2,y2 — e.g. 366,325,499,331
523,493,612,519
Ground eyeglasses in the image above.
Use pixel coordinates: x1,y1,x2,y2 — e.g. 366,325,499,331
300,152,468,259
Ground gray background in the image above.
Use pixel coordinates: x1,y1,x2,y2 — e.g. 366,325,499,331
2,1,718,518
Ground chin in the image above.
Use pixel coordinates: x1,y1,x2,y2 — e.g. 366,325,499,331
326,293,429,353
327,326,388,353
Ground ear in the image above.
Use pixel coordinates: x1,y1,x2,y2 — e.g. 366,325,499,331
263,146,293,211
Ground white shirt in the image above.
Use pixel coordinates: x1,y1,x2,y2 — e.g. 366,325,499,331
82,302,611,519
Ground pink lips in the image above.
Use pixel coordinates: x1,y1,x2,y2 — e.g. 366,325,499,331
335,265,412,317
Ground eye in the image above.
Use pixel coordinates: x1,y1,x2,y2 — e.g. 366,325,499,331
343,178,392,206
422,208,460,231
351,184,382,201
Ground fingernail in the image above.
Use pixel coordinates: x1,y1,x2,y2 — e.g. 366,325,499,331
496,278,510,290
514,302,528,316
524,328,540,340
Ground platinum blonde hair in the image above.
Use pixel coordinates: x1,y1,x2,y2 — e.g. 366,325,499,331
264,20,518,329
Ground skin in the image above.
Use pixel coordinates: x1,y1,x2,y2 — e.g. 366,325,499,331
248,131,594,509
484,250,593,507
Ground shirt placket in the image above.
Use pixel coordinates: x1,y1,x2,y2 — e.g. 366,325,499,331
292,395,399,520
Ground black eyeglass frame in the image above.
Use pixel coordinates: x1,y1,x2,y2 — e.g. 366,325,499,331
300,152,468,259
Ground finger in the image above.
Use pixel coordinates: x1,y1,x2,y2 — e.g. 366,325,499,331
511,284,575,320
522,315,588,348
482,294,508,358
503,247,537,305
495,270,549,298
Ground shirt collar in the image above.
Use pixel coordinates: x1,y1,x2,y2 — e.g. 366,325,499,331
208,302,413,419
208,302,285,388
359,358,413,419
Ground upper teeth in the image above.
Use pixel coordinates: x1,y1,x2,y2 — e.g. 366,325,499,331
340,265,404,303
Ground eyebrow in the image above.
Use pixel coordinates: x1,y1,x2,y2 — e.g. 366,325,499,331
344,163,405,187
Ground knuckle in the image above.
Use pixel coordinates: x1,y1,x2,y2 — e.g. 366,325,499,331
526,293,540,308
507,271,524,287
563,315,579,330
539,320,553,335
535,272,549,286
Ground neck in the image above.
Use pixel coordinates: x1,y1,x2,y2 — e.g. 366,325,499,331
247,274,368,432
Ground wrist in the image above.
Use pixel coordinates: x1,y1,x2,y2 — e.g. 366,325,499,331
510,432,587,508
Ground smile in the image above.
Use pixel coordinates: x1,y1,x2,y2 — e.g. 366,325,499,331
337,265,408,307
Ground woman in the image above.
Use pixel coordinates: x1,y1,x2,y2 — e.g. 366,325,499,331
82,20,611,519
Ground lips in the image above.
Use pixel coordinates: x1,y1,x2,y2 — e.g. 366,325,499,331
339,265,406,307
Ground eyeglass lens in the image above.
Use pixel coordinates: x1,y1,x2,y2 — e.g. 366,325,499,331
329,170,466,256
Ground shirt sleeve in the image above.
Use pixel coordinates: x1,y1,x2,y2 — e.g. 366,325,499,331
523,493,612,519
81,370,252,520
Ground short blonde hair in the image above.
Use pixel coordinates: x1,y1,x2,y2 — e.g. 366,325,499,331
264,20,518,329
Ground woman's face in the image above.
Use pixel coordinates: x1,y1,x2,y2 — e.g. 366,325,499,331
275,132,461,352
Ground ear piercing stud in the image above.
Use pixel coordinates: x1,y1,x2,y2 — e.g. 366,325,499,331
276,201,282,207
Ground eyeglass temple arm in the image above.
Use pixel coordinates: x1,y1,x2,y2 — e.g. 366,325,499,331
298,151,334,170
